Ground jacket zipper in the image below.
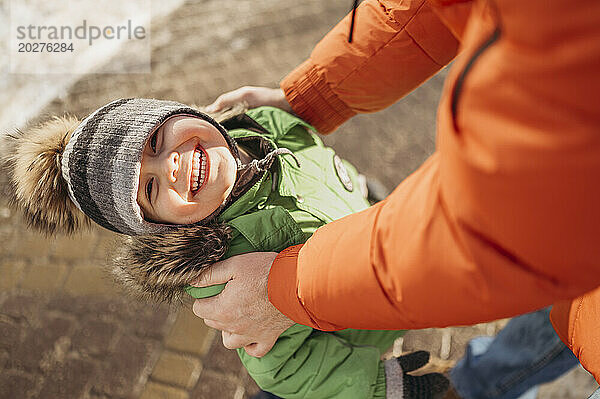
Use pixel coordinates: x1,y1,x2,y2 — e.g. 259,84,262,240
348,0,359,42
450,26,501,131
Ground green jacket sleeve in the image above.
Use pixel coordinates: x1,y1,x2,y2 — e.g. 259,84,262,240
238,324,390,399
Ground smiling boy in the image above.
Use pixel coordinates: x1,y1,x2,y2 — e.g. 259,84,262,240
5,98,447,398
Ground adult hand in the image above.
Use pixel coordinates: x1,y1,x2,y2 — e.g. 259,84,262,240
205,86,293,113
191,252,295,358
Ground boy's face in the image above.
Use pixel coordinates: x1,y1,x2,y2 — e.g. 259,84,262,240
137,115,237,224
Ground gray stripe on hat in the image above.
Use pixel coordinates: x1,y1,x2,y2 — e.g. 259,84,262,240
84,98,143,234
68,98,132,232
61,100,115,213
108,101,157,235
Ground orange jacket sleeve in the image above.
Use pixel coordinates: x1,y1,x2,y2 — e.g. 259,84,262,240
551,290,600,384
269,152,594,331
269,0,600,332
280,0,463,134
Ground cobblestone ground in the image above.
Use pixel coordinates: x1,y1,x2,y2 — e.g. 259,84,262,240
1,0,598,398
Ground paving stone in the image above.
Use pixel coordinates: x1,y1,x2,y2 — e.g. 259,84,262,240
0,350,7,371
93,333,155,397
10,231,53,259
539,365,599,398
9,314,73,371
0,229,16,259
191,370,240,399
241,371,262,399
63,264,119,296
52,232,98,261
0,292,41,320
446,324,495,360
0,319,21,350
0,260,25,291
204,337,245,377
140,382,190,399
165,309,213,357
132,303,172,340
402,329,444,359
151,351,202,389
47,294,128,317
46,294,169,333
0,371,36,399
88,391,114,399
47,294,108,316
38,358,97,399
19,263,68,292
71,318,118,356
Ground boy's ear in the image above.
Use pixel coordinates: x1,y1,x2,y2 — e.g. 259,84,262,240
2,115,91,235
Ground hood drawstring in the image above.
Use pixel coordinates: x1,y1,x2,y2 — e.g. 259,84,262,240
348,0,359,43
232,148,301,197
255,148,301,170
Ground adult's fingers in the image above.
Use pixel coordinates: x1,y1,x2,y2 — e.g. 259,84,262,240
222,331,255,350
205,86,291,113
190,259,234,288
192,296,226,321
203,318,225,331
190,252,278,288
244,340,276,358
205,87,250,112
203,317,250,336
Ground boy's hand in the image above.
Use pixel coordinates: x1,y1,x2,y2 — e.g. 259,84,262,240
191,252,294,358
205,86,292,113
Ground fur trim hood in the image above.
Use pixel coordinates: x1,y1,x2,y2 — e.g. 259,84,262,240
111,221,232,303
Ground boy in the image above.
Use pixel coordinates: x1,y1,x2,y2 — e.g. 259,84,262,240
5,98,447,398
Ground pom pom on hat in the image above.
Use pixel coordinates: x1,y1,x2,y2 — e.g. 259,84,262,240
2,116,91,235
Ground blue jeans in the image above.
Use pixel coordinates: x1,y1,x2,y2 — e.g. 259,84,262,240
450,308,579,399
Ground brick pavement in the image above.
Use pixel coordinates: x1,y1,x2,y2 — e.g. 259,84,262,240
2,0,598,398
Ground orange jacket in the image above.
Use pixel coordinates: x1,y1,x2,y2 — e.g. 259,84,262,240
269,0,600,380
551,289,600,384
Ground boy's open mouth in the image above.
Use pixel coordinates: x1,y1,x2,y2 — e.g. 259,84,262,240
191,146,209,194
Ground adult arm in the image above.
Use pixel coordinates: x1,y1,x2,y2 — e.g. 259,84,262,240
280,0,465,133
206,1,467,125
270,0,600,331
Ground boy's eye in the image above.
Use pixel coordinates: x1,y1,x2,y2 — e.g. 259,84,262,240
150,131,158,152
146,177,154,203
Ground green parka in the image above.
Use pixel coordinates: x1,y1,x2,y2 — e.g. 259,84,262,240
188,107,404,398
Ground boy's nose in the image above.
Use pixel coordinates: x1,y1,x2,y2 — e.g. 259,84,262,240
166,152,180,183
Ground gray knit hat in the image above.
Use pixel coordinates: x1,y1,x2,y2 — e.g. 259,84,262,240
60,98,238,236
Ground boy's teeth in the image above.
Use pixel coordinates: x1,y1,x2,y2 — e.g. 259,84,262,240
192,148,207,192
